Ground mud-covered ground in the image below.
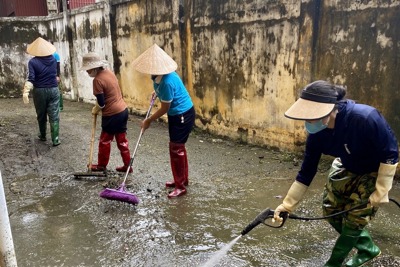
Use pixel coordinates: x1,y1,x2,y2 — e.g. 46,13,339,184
0,98,399,267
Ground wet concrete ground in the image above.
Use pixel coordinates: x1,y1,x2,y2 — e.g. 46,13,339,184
0,98,399,267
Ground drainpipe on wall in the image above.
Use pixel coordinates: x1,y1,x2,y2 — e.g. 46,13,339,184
62,0,77,100
62,0,69,34
0,171,17,267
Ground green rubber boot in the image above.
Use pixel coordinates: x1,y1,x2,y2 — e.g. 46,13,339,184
38,121,47,141
324,226,362,267
328,220,343,234
50,122,60,146
345,230,381,267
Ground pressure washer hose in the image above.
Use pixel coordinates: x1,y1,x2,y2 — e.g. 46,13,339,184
241,198,400,236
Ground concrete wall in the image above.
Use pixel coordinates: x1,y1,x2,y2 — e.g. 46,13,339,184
0,2,112,104
187,1,307,149
315,0,400,148
69,2,113,102
0,0,400,151
0,17,55,98
110,0,182,113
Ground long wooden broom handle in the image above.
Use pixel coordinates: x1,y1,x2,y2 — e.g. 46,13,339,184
87,114,97,171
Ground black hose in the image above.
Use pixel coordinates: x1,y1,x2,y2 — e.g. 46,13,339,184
241,198,400,235
288,203,366,221
288,198,400,221
389,198,400,208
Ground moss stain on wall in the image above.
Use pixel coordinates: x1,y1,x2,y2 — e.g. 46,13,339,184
1,1,400,150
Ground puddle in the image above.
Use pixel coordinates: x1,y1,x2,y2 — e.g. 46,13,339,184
1,99,399,266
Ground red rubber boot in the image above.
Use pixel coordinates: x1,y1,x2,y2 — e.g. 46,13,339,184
165,145,189,188
115,132,133,173
91,131,113,171
183,149,189,185
167,142,187,198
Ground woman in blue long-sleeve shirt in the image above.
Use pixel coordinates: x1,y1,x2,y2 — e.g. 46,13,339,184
22,37,60,146
273,80,398,267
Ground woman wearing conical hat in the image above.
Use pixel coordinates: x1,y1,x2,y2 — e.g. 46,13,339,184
133,44,195,198
22,37,61,146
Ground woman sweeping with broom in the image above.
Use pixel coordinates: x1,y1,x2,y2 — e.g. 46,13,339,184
80,52,133,174
132,44,195,198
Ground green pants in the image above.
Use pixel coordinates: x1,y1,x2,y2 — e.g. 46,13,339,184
33,87,60,126
58,80,64,110
322,158,378,231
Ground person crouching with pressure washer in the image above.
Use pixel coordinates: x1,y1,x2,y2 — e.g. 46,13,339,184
273,80,398,267
132,44,195,198
80,52,133,174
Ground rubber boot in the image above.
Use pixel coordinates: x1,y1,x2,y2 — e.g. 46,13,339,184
324,226,362,267
91,131,113,172
328,220,343,234
168,142,187,198
50,122,60,146
38,121,47,141
115,132,132,173
165,145,189,188
345,230,381,267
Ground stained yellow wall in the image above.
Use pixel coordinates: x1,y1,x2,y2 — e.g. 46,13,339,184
114,1,309,150
1,0,400,151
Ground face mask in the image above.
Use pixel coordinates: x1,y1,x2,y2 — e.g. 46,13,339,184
305,119,328,134
88,68,98,77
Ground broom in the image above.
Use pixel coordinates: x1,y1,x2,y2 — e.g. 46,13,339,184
99,95,156,205
74,114,107,178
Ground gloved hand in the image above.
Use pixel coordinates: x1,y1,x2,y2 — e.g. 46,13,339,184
273,180,308,222
22,81,33,104
91,102,102,115
369,162,398,207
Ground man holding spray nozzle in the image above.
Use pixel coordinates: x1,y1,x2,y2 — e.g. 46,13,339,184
273,81,398,267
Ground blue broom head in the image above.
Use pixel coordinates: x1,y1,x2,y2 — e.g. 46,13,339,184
99,187,140,205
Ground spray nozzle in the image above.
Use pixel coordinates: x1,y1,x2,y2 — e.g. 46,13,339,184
241,208,289,236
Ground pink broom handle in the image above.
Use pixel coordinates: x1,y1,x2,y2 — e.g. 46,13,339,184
121,95,157,185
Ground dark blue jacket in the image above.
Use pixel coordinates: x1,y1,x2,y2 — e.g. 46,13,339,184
297,100,399,186
27,56,58,88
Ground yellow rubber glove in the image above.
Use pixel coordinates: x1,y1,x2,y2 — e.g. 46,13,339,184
274,180,308,222
22,81,33,104
91,102,102,115
369,162,398,207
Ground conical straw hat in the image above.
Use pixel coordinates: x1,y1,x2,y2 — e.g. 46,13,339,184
132,44,178,75
26,37,56,57
80,52,108,71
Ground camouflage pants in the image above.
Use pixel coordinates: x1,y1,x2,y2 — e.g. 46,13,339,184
322,158,378,231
